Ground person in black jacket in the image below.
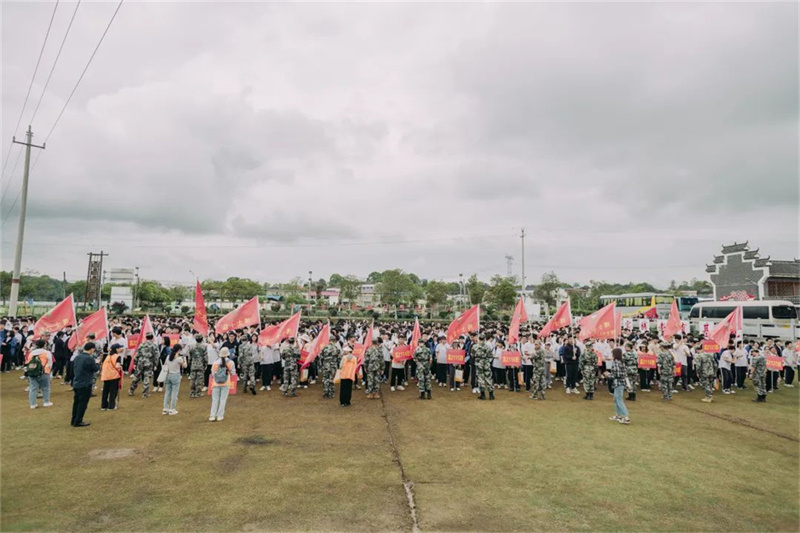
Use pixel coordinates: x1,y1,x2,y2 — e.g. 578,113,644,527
52,331,68,379
563,337,581,394
71,343,100,427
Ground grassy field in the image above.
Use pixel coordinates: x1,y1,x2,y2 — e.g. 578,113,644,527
1,371,798,532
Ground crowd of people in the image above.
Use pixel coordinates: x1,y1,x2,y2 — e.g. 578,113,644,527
2,313,797,428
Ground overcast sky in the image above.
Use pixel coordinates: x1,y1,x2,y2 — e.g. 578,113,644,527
2,1,798,288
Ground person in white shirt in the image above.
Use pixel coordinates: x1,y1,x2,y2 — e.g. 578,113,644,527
733,341,749,390
381,333,395,384
203,334,219,392
544,341,557,389
492,340,507,389
782,341,796,387
389,337,407,391
672,339,690,392
521,334,534,391
719,343,736,394
434,337,448,387
258,343,276,391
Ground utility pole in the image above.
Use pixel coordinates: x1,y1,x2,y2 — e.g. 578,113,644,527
62,272,67,300
521,228,526,294
8,126,45,317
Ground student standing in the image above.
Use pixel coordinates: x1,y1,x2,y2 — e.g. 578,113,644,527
492,340,507,389
100,345,123,411
339,348,358,407
162,343,187,415
25,339,53,409
782,341,796,387
435,337,448,387
607,348,631,425
390,338,407,391
719,343,737,394
734,341,749,390
71,343,100,427
209,347,236,422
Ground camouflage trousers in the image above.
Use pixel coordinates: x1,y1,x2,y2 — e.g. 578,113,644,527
239,364,255,390
416,366,432,392
282,363,298,394
661,373,675,399
321,361,337,398
626,372,638,394
582,367,597,393
129,368,153,396
752,374,766,396
530,369,546,399
365,367,381,395
699,375,714,398
189,368,205,397
476,359,494,393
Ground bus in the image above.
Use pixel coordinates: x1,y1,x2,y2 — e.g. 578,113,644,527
688,300,799,340
599,293,698,318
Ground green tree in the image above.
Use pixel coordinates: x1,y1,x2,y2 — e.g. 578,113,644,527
485,275,518,310
376,270,419,309
533,271,563,308
465,274,488,305
138,281,169,307
168,285,191,303
329,273,345,287
339,275,362,303
366,271,383,284
424,280,449,318
221,277,262,302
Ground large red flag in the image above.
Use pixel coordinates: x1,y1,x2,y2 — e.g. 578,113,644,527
508,297,528,345
355,322,374,373
614,310,622,339
67,307,109,351
578,302,616,341
193,280,209,336
33,294,76,339
708,307,743,348
301,322,330,369
258,312,301,346
410,318,421,352
446,305,480,344
538,300,572,338
663,300,682,340
128,315,154,372
215,297,260,336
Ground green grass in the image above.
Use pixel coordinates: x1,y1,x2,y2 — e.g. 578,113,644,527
1,372,798,532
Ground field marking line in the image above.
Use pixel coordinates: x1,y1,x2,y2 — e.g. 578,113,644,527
672,403,799,442
379,393,420,533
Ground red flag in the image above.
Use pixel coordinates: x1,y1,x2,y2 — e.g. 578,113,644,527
642,306,658,319
128,315,154,373
410,318,420,352
614,310,622,339
663,300,682,340
578,302,616,341
355,322,374,373
258,312,301,346
67,308,109,351
508,297,528,345
301,322,330,369
446,305,480,344
537,300,572,338
193,280,209,336
708,307,742,348
215,297,260,336
33,294,76,339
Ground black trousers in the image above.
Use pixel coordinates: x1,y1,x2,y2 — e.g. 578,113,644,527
435,363,447,384
522,365,533,390
384,361,391,381
507,367,520,391
565,364,579,389
260,363,273,385
101,379,119,409
766,371,779,391
493,367,506,386
721,368,733,391
339,379,353,405
785,366,795,385
0,347,11,372
469,358,477,388
71,386,92,425
391,368,404,387
735,367,747,388
53,355,66,377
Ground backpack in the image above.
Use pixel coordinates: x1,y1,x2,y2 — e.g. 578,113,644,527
26,354,44,378
213,360,229,384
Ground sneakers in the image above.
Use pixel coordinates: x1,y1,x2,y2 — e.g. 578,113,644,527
259,386,266,391
723,390,731,395
397,385,405,391
701,397,713,403
201,387,208,392
217,417,223,421
266,386,271,391
101,408,108,411
310,380,317,384
29,405,37,409
162,410,169,415
391,386,396,392
729,389,736,394
209,417,216,422
618,418,631,425
450,388,455,392
169,410,178,415
785,384,795,388
609,415,620,421
43,402,53,407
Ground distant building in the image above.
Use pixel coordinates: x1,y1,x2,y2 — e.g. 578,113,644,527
706,242,800,304
106,268,135,285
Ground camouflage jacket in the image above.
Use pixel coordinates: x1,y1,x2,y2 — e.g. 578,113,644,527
188,343,207,370
364,345,382,368
695,352,716,378
623,350,639,374
413,346,431,366
750,354,766,377
656,349,675,375
136,341,159,368
238,342,255,367
280,345,300,365
530,348,546,372
579,348,597,370
472,343,494,363
320,344,342,366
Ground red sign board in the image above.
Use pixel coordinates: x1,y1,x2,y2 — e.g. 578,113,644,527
446,349,466,365
392,345,413,362
500,350,521,367
637,352,656,370
766,355,784,372
702,341,720,354
675,362,682,377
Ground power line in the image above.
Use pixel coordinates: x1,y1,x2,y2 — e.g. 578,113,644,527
0,1,60,183
0,146,24,207
29,0,83,126
39,0,124,148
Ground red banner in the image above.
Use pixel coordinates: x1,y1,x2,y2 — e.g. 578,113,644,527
663,300,682,340
675,362,682,377
301,323,330,369
538,300,572,338
708,307,743,348
701,340,720,354
637,352,656,370
193,280,209,336
501,350,521,367
578,303,616,341
258,312,300,347
410,318,420,352
508,297,528,345
392,345,413,362
127,337,138,350
446,349,466,365
163,333,181,348
215,297,260,336
67,308,108,351
33,294,76,339
766,355,784,372
446,305,480,344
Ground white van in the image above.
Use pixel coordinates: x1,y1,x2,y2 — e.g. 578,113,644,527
688,300,799,340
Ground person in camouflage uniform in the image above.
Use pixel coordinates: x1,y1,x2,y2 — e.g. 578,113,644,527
187,334,207,398
656,341,675,400
364,344,382,399
320,342,342,399
695,348,717,402
749,348,767,402
529,340,547,400
580,340,598,400
413,344,433,400
473,333,495,401
238,336,257,395
129,333,158,397
280,338,300,397
623,343,639,401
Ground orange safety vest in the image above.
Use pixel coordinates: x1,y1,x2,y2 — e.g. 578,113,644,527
101,354,122,381
340,356,357,381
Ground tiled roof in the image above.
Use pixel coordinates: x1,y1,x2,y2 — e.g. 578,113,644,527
721,242,749,254
743,249,760,260
713,256,724,264
768,260,800,278
754,258,771,268
705,265,717,273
